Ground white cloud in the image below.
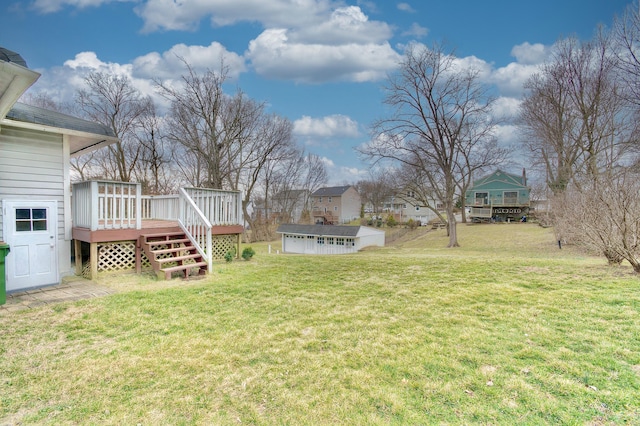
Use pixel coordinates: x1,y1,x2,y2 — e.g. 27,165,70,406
397,3,415,13
247,28,401,83
293,115,360,138
490,61,539,97
292,6,392,45
320,156,335,168
491,97,522,121
135,0,334,33
511,42,551,65
402,23,428,38
30,0,129,14
132,42,246,80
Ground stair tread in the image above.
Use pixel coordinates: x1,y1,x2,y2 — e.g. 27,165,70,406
142,231,187,238
146,238,190,246
161,261,208,273
151,246,194,255
157,253,203,264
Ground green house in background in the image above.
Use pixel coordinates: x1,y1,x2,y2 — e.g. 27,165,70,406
465,169,530,222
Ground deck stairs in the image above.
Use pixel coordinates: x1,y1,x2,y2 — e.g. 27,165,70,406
139,231,208,280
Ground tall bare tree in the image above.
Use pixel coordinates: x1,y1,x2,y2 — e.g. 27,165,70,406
134,106,174,194
356,168,395,217
157,61,231,189
76,72,153,182
361,43,498,247
519,33,633,194
613,1,640,107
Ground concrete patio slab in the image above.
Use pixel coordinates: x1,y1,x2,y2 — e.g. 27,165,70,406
1,275,116,314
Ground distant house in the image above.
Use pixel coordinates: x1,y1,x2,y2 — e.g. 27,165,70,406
311,185,361,224
271,189,310,224
0,47,118,292
464,169,530,222
276,224,385,254
383,190,439,224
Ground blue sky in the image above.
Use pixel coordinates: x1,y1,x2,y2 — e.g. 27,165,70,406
1,0,633,184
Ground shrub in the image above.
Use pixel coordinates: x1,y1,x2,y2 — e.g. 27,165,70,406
386,215,397,228
242,247,255,261
224,247,236,262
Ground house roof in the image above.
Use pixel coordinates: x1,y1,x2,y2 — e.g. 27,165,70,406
311,185,353,197
273,189,308,200
0,47,41,121
0,47,28,67
277,224,362,237
4,102,118,156
470,169,528,191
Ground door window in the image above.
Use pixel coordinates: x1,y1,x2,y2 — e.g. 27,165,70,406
15,208,48,232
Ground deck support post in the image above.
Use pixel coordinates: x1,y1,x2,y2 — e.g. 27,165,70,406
90,242,98,280
135,237,142,273
74,239,82,276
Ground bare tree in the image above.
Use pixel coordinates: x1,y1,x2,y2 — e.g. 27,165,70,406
157,61,234,189
356,168,395,217
361,43,498,247
134,107,174,194
519,33,633,194
76,72,153,182
613,1,640,107
267,152,328,225
553,169,640,272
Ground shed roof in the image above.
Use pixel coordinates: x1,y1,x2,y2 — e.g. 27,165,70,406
311,185,353,197
277,224,361,237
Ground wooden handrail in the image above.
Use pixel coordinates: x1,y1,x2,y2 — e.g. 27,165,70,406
178,188,213,273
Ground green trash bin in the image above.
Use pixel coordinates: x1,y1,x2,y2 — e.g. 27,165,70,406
0,242,9,305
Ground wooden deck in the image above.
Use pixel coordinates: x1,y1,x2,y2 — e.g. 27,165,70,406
72,220,244,243
73,220,244,280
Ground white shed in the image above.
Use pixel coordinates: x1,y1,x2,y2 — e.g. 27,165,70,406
276,224,385,255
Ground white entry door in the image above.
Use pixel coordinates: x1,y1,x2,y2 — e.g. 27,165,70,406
2,200,58,291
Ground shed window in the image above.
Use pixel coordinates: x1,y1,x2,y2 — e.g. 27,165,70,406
336,238,345,246
317,237,325,245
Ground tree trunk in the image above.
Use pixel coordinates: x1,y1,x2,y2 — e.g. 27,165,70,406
447,205,459,247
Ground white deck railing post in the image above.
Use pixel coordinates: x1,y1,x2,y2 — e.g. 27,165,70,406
90,180,99,231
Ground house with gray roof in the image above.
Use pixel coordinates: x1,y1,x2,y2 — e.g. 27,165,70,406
310,185,361,225
0,47,118,294
276,224,384,254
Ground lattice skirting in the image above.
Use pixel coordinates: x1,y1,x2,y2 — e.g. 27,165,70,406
212,234,238,260
81,235,239,278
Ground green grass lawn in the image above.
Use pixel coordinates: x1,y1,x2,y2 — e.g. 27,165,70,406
1,223,639,424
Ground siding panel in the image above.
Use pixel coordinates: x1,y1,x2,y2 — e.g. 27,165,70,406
0,126,64,241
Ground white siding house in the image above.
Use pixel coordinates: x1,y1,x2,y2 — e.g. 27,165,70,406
0,47,118,292
277,224,385,255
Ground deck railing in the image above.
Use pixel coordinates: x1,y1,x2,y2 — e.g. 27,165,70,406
141,195,179,220
183,187,242,225
72,181,243,232
476,196,530,207
72,181,141,231
178,188,213,273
